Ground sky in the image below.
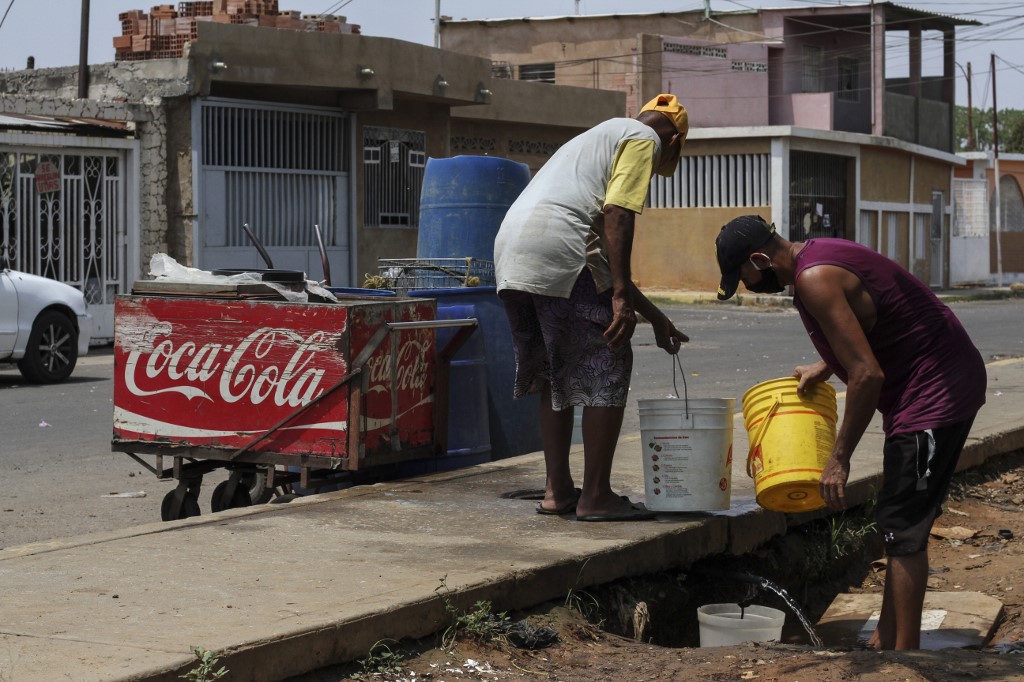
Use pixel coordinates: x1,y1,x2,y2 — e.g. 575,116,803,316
1,0,1023,108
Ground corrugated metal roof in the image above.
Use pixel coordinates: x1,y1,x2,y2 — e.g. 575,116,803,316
0,113,133,136
880,1,981,26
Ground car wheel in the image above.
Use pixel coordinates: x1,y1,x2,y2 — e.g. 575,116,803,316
17,310,79,383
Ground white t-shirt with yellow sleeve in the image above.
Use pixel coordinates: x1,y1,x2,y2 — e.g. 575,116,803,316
494,118,661,298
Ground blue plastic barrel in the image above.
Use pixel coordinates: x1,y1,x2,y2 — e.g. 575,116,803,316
409,287,541,461
436,304,491,462
416,156,531,262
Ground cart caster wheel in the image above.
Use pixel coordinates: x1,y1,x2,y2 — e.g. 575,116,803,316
270,493,300,504
161,490,201,521
240,468,273,505
211,480,253,513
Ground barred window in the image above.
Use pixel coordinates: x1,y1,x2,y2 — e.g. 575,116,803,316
363,126,425,229
838,57,859,102
519,63,555,83
802,45,824,93
648,154,770,209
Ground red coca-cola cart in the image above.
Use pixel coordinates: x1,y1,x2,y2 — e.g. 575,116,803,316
111,286,474,520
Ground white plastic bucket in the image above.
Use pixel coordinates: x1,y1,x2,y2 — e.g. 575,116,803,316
638,398,735,512
697,604,785,646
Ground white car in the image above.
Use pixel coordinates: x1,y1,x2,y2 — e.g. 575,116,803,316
0,257,92,383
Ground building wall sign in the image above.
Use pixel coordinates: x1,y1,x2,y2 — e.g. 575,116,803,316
34,161,60,194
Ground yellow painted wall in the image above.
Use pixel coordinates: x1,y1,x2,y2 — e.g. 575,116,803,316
633,206,770,292
913,156,951,204
861,148,911,202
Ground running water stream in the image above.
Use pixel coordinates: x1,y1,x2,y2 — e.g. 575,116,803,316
733,572,824,648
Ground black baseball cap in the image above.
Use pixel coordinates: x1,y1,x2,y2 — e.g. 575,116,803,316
715,215,777,300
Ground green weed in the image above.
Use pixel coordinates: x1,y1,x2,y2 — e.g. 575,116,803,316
828,510,878,560
179,646,228,682
351,640,406,679
435,575,511,651
565,588,603,625
828,494,878,561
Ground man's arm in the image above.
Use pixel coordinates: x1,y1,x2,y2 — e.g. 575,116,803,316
602,203,637,351
796,265,884,511
631,283,689,353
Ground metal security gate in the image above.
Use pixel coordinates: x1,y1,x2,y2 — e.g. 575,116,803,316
789,151,848,241
951,179,989,285
362,126,425,228
196,99,351,282
0,147,126,341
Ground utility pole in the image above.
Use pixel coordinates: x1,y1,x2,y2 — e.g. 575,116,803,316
78,0,90,99
434,0,440,49
966,62,974,151
992,52,1003,286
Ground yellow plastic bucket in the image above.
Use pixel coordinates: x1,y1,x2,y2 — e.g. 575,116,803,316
741,377,837,513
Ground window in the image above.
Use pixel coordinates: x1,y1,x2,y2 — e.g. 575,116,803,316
363,126,426,229
994,175,1024,234
648,153,770,209
914,213,928,260
519,63,555,83
838,57,859,102
789,151,848,240
491,61,513,79
802,45,824,93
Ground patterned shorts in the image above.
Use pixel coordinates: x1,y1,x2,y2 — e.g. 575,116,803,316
498,269,632,410
876,417,975,556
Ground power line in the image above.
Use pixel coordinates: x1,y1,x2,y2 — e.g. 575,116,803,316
313,0,357,21
0,0,16,33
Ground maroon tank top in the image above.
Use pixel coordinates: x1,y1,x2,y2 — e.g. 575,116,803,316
793,239,986,436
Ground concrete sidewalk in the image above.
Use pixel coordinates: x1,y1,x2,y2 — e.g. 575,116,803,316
1,360,1022,682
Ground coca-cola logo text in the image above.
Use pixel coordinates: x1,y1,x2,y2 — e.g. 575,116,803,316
125,327,334,407
365,335,431,392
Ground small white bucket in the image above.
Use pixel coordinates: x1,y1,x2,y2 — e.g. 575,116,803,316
697,604,785,646
638,398,735,512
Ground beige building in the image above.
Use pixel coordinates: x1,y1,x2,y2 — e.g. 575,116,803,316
442,3,976,293
0,22,622,340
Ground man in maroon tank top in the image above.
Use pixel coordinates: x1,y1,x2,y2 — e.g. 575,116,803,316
714,215,987,650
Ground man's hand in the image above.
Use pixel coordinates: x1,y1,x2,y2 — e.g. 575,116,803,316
819,453,851,511
604,294,637,351
793,360,832,395
651,316,689,354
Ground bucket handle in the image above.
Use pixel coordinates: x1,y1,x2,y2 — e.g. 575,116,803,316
745,394,781,478
672,353,690,421
667,350,692,425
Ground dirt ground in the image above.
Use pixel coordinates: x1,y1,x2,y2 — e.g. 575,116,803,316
296,449,1024,682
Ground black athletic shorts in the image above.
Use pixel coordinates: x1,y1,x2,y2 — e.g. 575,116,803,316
875,417,976,557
